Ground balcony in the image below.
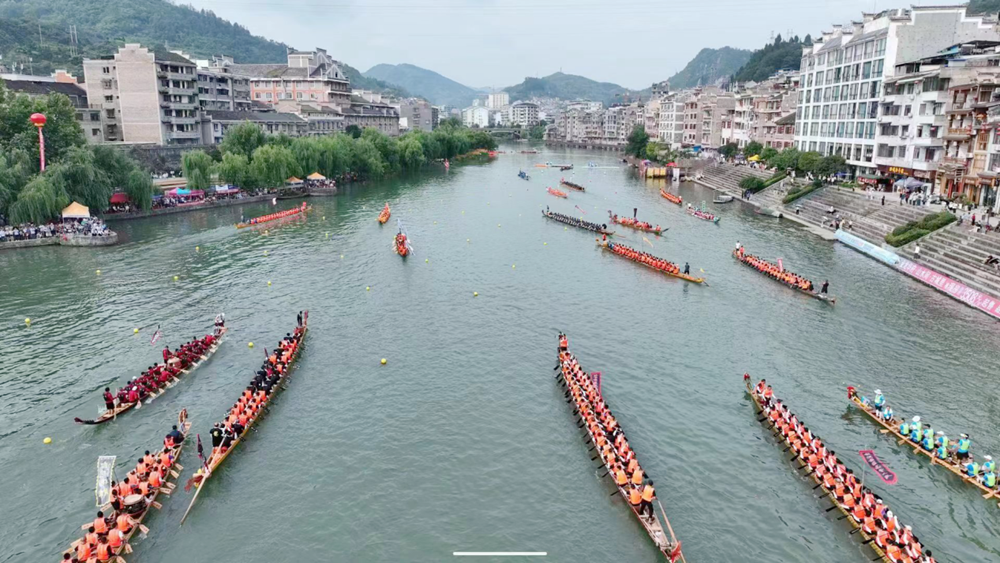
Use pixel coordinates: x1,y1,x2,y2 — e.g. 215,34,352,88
945,126,973,139
162,115,197,125
168,129,202,140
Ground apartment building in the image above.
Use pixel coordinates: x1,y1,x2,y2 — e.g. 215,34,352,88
399,98,434,132
750,72,799,149
657,95,685,148
461,106,490,128
487,92,509,109
206,110,308,144
83,44,202,145
508,101,540,127
196,56,252,112
795,6,1000,177
644,98,661,140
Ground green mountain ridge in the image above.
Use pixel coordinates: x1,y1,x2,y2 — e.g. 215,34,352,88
0,0,400,94
732,35,809,84
504,72,639,105
667,47,753,90
363,63,479,107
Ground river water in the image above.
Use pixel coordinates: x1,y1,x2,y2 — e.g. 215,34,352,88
2,146,1000,563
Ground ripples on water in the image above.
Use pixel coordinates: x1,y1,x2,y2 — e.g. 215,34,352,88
2,147,1000,562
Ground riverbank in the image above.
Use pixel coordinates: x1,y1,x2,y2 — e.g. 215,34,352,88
103,188,337,223
0,232,119,251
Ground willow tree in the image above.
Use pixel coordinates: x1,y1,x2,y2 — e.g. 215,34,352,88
250,144,299,188
8,175,68,224
220,122,266,160
124,169,153,211
182,150,214,190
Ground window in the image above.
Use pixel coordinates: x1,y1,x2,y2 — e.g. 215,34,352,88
874,59,884,78
101,79,112,89
876,38,886,57
806,90,812,104
864,41,874,58
826,69,834,83
92,128,100,136
816,73,824,87
104,95,113,103
846,122,855,137
819,142,828,154
864,145,874,162
858,102,867,118
863,62,872,80
824,87,832,102
812,106,820,119
833,85,840,101
822,105,830,119
265,92,272,99
837,122,845,137
810,123,819,136
809,141,818,151
255,93,262,99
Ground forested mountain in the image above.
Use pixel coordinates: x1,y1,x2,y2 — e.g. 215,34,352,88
504,72,639,105
731,35,810,83
667,47,752,89
969,0,1000,14
0,0,401,95
364,63,478,107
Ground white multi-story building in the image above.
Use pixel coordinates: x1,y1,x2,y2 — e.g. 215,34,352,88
795,6,1000,177
487,92,509,109
566,100,603,113
461,106,490,128
657,95,685,148
508,100,540,127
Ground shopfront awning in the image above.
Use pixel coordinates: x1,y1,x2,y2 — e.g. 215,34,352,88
109,192,130,204
306,172,326,180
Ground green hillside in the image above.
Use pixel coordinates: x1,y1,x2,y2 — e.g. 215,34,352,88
732,35,810,83
668,47,753,89
969,0,1000,14
0,0,400,96
364,63,478,107
504,72,639,105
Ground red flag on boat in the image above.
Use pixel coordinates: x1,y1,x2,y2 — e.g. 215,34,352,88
575,205,586,215
591,371,602,395
150,325,162,345
777,258,784,272
859,449,897,485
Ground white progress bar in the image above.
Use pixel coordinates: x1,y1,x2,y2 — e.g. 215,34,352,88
453,552,547,557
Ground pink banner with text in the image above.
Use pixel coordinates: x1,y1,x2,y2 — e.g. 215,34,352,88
896,258,1000,319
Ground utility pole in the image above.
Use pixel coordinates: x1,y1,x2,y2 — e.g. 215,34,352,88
38,23,43,47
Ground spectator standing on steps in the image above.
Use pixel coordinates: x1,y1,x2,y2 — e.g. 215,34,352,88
914,243,921,260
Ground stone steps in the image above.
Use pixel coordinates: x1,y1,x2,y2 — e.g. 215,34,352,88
899,246,1000,297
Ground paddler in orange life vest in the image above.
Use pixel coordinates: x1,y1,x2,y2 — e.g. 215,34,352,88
558,333,568,352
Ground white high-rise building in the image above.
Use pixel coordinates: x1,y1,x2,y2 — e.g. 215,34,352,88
794,5,1000,177
487,92,509,109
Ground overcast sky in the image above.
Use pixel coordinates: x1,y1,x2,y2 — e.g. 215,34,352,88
185,0,934,89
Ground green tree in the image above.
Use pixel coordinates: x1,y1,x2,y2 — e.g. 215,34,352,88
250,144,299,188
182,150,214,190
47,146,113,211
760,146,778,162
719,143,739,159
124,169,153,211
626,125,650,158
817,155,847,177
345,124,363,139
0,84,85,171
438,116,463,130
8,174,68,224
743,141,763,158
350,138,387,179
0,150,31,218
399,136,426,169
739,176,766,193
797,151,822,175
214,152,252,188
528,124,546,140
220,122,266,160
769,147,800,171
645,141,663,161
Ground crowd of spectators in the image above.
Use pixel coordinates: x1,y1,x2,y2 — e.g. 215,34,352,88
0,217,113,244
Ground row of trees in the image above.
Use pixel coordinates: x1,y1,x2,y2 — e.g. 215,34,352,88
181,121,498,192
720,142,847,178
0,83,155,224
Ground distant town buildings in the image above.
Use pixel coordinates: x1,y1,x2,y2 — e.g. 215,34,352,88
461,106,490,128
398,98,434,132
1,71,108,143
487,92,509,109
508,100,540,127
79,44,401,146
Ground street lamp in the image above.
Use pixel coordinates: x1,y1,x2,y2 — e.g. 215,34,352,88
29,112,46,171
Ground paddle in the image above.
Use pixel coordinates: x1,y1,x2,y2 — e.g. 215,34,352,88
825,505,840,512
812,482,824,490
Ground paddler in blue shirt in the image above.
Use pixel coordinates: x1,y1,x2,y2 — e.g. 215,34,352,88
881,405,894,423
899,418,910,436
873,389,886,412
965,459,980,478
979,459,997,489
909,416,922,442
921,426,935,451
983,455,995,476
934,432,949,460
952,433,972,462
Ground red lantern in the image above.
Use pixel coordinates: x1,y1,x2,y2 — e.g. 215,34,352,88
29,113,47,171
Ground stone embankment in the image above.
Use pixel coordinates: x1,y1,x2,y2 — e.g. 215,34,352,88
0,232,119,251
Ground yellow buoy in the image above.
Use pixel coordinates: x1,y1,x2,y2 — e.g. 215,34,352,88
564,227,567,230
467,238,470,243
434,221,438,224
248,342,254,348
95,269,101,275
24,318,30,325
173,275,179,281
425,258,429,263
322,216,326,220
43,437,52,444
341,255,344,259
473,292,478,297
196,246,200,252
544,242,547,245
498,224,501,227
366,286,371,291
512,264,516,269
264,250,268,256
134,328,139,334
267,281,272,286
381,358,387,365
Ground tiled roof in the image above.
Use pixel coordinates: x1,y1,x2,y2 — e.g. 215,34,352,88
207,110,306,123
816,35,843,53
2,80,87,100
845,28,887,46
154,50,195,65
775,112,796,125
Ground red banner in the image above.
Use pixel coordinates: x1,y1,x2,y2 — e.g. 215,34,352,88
859,450,897,485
